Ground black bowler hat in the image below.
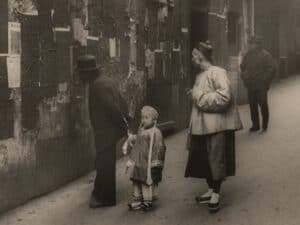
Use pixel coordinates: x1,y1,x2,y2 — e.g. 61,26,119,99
76,55,100,72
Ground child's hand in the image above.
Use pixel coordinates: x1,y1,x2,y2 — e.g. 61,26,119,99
125,160,134,174
122,140,129,155
127,134,137,147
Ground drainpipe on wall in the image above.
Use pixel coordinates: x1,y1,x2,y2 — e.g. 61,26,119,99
250,0,255,36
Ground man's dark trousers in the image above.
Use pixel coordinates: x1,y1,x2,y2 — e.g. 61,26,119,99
92,144,116,205
247,88,269,129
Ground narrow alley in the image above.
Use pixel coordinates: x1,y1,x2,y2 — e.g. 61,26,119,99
1,75,300,225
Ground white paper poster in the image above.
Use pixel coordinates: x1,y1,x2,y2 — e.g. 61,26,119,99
181,27,188,33
109,38,117,58
8,22,21,55
7,56,21,88
82,29,88,46
72,18,87,46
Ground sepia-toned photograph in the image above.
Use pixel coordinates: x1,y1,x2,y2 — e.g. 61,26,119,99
0,0,299,224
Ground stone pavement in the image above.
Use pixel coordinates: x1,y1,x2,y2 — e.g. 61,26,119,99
1,75,300,225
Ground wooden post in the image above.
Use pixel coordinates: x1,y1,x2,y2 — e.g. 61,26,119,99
0,0,8,53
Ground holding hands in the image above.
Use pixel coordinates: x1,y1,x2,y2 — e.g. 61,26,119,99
122,130,137,155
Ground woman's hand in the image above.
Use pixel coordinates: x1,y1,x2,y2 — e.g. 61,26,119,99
191,88,204,101
122,140,129,155
127,134,137,147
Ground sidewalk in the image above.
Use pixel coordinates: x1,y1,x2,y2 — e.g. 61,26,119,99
1,75,300,225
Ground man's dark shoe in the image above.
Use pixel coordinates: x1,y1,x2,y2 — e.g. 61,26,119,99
249,126,260,132
89,195,115,208
262,124,268,132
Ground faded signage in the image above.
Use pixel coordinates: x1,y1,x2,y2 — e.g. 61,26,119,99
7,55,21,88
8,22,21,55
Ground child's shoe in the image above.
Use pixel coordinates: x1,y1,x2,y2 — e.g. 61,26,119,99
207,192,220,213
128,201,143,211
141,201,153,211
195,188,213,203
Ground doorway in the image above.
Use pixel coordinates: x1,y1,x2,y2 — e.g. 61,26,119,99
190,0,209,86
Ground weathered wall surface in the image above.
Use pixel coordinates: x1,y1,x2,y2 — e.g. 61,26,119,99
85,0,190,129
0,0,191,213
278,0,300,75
0,0,95,213
86,0,147,126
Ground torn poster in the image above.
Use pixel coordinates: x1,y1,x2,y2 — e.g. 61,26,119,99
129,23,137,63
145,49,155,79
7,55,21,88
109,38,117,58
82,29,88,46
57,82,70,104
126,0,138,22
72,18,88,46
8,22,21,55
158,6,168,23
181,27,188,33
168,0,175,7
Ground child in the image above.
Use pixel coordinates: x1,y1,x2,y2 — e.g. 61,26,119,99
123,106,166,211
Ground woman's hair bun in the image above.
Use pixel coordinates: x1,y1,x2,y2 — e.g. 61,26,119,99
195,40,214,63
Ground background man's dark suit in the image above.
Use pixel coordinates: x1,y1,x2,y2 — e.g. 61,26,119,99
89,74,129,205
241,44,277,131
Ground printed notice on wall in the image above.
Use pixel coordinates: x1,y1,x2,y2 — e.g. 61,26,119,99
109,38,117,58
8,22,21,55
7,56,21,88
72,18,87,46
181,27,188,33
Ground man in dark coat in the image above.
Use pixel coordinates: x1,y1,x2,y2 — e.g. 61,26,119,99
77,55,130,208
240,35,277,132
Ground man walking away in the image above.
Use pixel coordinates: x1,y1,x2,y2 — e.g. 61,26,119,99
240,35,277,132
77,55,130,208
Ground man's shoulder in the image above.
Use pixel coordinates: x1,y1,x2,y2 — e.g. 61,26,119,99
93,75,116,89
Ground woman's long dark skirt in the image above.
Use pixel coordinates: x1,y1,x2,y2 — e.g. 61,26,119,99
185,131,236,180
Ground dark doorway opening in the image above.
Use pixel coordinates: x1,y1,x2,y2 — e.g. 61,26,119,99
191,11,208,49
190,0,209,86
227,11,241,56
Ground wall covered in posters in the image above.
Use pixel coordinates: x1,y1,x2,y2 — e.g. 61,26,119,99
0,0,95,213
0,0,191,213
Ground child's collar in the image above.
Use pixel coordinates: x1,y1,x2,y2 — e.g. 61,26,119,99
141,125,156,131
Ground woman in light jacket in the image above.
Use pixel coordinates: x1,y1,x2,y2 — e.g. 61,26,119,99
185,41,243,213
